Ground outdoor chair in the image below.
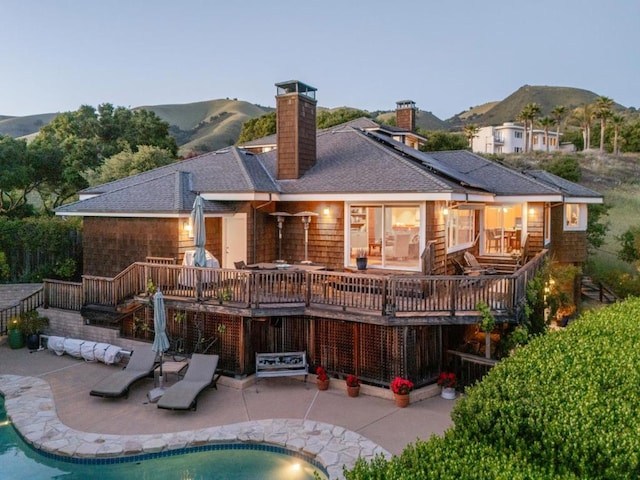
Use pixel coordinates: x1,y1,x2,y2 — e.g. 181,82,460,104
463,252,497,275
157,353,219,411
89,345,157,399
234,260,246,269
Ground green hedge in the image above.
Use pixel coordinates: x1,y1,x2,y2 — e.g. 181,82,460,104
0,216,82,282
345,298,640,479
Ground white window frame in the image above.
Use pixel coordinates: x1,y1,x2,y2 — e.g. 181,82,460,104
564,203,587,231
446,208,475,253
544,205,551,245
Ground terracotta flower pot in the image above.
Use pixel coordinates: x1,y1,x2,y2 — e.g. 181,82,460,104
394,393,410,408
317,378,330,391
347,385,360,397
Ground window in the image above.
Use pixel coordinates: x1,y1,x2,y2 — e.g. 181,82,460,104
484,204,524,255
446,209,474,252
347,204,421,270
514,131,523,139
564,203,586,230
544,205,551,245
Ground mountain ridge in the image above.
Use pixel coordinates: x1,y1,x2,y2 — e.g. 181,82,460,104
1,85,635,154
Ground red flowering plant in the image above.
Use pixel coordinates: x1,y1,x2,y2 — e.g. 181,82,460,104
437,371,457,389
390,376,414,395
316,366,328,381
346,374,360,388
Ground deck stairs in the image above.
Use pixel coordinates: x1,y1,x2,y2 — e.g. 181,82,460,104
581,276,617,305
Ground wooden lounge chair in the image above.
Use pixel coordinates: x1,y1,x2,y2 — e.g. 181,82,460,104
157,353,219,411
463,252,497,275
89,345,157,398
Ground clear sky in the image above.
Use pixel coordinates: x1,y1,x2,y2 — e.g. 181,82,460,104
1,0,638,120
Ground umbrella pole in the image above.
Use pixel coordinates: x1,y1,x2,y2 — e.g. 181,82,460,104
159,352,164,387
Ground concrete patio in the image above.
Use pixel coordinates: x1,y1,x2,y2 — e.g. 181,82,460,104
0,339,456,479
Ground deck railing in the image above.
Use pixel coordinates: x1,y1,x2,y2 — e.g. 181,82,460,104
43,279,82,311
446,349,499,390
41,250,547,321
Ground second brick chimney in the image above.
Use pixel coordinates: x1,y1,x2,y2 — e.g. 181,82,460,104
396,100,416,132
275,80,318,180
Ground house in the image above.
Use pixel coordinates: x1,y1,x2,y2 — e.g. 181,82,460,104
472,122,561,154
54,80,602,389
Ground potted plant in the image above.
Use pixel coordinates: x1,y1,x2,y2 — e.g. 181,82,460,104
20,310,49,350
316,366,329,390
346,374,361,397
7,316,24,349
437,371,457,400
390,376,414,407
355,249,368,270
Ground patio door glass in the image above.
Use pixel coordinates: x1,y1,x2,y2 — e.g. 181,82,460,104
349,204,421,270
484,205,523,255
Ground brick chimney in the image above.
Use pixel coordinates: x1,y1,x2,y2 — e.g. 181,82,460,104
275,80,317,179
396,100,416,132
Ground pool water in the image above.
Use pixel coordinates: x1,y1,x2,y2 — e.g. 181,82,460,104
0,398,328,480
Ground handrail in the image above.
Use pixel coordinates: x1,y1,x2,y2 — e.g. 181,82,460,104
0,286,45,335
43,251,547,321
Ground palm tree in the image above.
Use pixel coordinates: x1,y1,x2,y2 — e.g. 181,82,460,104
572,105,593,150
551,105,566,145
463,124,480,149
538,116,556,152
594,96,614,152
610,114,625,156
518,103,541,152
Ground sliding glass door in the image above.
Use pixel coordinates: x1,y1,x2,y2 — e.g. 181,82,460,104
348,204,421,270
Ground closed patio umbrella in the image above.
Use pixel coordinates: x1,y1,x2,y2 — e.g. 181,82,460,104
152,290,170,387
191,194,207,268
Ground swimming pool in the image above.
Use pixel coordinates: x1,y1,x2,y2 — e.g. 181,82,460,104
0,397,328,480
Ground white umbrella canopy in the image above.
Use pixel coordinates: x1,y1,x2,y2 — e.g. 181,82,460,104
191,195,207,267
152,290,170,383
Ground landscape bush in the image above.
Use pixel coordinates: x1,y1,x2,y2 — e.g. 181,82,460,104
344,298,640,479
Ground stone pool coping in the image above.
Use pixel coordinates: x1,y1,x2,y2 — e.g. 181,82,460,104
0,374,390,480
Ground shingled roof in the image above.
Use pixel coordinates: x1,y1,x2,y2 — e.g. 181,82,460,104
56,118,601,217
523,170,603,199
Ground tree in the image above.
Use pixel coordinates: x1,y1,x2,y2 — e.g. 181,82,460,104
30,104,177,211
317,107,370,129
236,111,276,144
610,113,625,156
87,145,176,186
462,124,480,149
420,131,468,151
0,136,37,216
518,103,540,152
537,116,555,152
551,105,566,144
571,104,593,150
593,96,614,152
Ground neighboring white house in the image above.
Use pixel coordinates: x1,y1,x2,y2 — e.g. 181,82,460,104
472,122,561,154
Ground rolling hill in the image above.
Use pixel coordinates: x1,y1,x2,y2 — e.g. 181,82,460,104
446,85,628,130
1,85,633,154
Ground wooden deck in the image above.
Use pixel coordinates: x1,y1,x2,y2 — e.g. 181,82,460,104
42,251,547,326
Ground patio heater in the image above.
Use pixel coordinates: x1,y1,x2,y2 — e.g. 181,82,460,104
269,212,292,263
294,211,318,264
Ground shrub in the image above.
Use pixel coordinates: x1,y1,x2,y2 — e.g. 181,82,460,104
344,298,640,479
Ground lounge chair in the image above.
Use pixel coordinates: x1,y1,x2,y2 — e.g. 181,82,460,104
463,252,497,275
89,345,157,398
157,353,219,411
